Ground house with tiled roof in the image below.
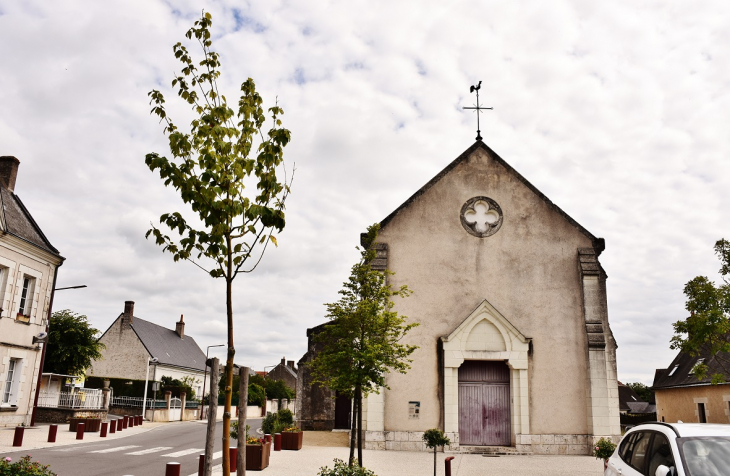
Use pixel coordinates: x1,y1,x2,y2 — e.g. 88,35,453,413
0,156,64,427
653,345,730,424
88,301,207,398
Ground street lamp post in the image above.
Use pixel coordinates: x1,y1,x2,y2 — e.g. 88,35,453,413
200,344,225,420
29,283,87,427
142,357,158,420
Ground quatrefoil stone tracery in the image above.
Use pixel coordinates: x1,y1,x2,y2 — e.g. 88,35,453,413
460,197,503,238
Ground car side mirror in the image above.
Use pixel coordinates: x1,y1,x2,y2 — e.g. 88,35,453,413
655,465,671,476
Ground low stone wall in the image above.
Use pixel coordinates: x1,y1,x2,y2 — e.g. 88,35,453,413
362,431,595,455
35,407,108,424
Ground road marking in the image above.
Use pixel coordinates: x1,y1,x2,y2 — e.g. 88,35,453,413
212,450,222,459
126,446,173,455
187,463,221,476
51,445,98,452
89,445,141,453
162,448,204,457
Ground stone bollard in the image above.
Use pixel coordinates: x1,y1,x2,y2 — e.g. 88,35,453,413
229,447,237,471
445,456,455,476
100,421,108,437
76,422,85,440
274,433,282,451
48,424,58,443
198,454,205,476
165,462,181,476
13,426,24,447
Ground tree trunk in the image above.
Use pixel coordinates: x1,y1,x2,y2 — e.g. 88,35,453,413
205,358,220,476
357,385,363,467
223,243,235,476
237,366,249,476
349,393,357,466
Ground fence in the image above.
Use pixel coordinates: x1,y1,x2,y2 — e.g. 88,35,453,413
111,396,167,409
38,389,104,410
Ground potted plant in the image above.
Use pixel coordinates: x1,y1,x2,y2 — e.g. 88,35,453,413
281,426,303,450
318,458,376,476
0,455,57,476
423,429,450,476
594,437,617,470
245,436,270,471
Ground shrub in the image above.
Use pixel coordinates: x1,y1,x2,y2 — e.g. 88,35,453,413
229,421,250,440
278,408,294,426
318,459,376,476
261,408,295,434
594,437,617,461
261,412,277,435
0,456,57,476
423,429,451,476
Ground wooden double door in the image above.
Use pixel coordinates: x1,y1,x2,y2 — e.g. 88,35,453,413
458,360,511,446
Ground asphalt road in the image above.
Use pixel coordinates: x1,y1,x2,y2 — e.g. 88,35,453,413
3,418,263,476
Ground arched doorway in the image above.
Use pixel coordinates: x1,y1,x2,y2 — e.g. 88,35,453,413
458,360,511,446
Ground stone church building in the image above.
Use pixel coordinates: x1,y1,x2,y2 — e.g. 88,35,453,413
297,140,621,454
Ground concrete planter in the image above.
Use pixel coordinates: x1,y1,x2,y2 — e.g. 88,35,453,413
281,431,303,450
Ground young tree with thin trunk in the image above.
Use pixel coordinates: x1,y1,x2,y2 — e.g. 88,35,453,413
308,224,418,467
145,12,293,476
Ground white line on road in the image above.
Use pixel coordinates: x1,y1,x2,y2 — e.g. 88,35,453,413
212,450,222,460
126,446,173,455
89,445,141,453
162,447,204,457
187,463,221,476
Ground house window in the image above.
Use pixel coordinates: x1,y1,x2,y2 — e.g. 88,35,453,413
698,403,707,423
668,365,679,377
689,359,705,375
2,358,20,404
17,276,35,321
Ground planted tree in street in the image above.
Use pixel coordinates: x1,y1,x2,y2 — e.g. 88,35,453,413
308,224,418,467
423,429,451,476
671,238,730,383
145,12,293,476
44,310,105,377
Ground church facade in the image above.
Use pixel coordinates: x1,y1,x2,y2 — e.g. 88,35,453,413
298,141,621,454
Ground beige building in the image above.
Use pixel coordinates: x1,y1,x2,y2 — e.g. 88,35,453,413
0,156,64,427
653,346,730,424
88,301,207,398
299,141,621,454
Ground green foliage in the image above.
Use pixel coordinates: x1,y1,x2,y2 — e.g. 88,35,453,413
261,408,294,434
261,412,277,435
145,11,294,460
671,239,730,383
593,437,616,461
625,382,655,404
161,375,197,400
248,382,266,406
265,379,295,401
318,459,376,476
422,429,450,449
0,456,57,476
308,224,418,396
85,376,149,397
229,421,249,440
44,310,105,377
277,408,294,426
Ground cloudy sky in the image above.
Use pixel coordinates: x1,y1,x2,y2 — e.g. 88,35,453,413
1,1,728,385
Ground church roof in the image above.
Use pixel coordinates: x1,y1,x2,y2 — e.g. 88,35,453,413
129,316,207,372
377,141,604,253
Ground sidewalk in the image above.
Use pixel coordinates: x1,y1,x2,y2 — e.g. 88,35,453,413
209,440,604,476
0,419,168,454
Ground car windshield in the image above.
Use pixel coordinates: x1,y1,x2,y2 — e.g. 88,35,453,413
678,437,730,476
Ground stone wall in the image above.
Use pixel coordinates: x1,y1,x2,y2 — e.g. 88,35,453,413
35,407,107,424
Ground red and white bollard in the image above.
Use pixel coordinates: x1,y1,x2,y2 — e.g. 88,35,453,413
13,426,24,447
76,422,85,440
274,433,282,451
48,424,58,443
165,462,181,476
445,456,455,476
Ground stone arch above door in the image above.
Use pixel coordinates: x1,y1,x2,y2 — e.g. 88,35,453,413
440,299,531,445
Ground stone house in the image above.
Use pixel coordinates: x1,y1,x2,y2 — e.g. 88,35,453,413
267,357,297,391
653,345,730,424
88,301,207,399
0,156,64,427
297,141,621,454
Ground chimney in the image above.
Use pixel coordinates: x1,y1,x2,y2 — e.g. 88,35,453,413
122,301,135,328
0,156,20,192
176,314,185,338
287,360,295,370
280,357,286,366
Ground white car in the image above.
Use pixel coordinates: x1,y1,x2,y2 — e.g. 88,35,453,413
605,422,730,476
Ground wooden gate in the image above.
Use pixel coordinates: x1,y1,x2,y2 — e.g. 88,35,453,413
458,360,511,446
334,392,351,430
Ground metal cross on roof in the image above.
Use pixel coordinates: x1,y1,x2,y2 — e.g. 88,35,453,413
462,81,492,141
